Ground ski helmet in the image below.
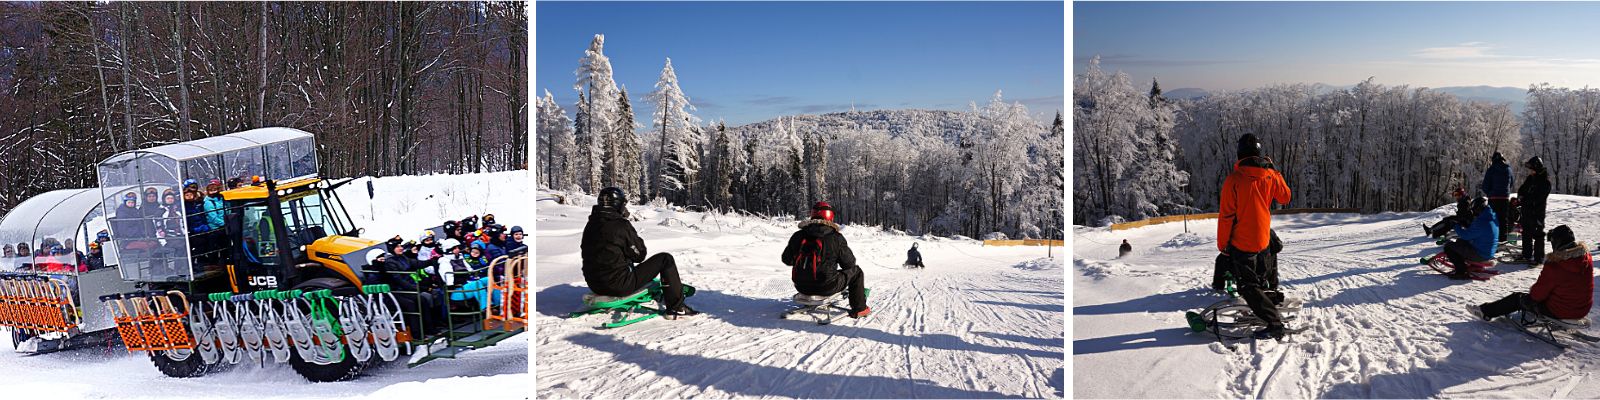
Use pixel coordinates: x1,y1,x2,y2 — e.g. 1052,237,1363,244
1492,151,1505,163
1550,225,1576,250
366,249,387,265
439,238,461,251
183,178,199,189
811,201,835,222
88,241,100,251
123,192,138,203
483,213,497,226
1525,156,1545,172
1471,196,1488,213
443,220,459,232
1237,134,1262,160
510,225,524,234
597,187,627,212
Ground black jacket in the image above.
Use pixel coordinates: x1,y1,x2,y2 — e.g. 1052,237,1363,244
581,207,646,290
1518,172,1551,222
367,255,438,292
782,220,857,295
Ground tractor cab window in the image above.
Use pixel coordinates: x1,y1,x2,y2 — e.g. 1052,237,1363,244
240,206,280,266
280,192,342,255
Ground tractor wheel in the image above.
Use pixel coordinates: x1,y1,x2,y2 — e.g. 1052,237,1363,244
287,277,366,382
150,350,211,378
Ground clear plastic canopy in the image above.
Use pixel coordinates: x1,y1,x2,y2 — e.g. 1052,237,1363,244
0,188,112,274
96,127,319,282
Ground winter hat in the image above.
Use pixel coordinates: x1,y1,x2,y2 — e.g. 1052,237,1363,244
1237,134,1262,160
1525,156,1545,173
811,201,835,222
1550,225,1577,251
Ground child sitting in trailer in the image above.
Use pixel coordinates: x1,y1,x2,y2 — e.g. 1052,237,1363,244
1469,225,1593,321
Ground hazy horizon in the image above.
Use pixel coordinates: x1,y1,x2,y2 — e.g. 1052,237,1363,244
1075,2,1600,92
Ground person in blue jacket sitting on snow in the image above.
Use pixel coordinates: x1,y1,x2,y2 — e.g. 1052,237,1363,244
1441,196,1499,280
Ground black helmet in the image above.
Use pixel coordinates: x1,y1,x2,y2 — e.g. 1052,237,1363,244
1492,151,1505,163
1550,225,1576,250
1471,196,1488,212
1525,156,1545,172
1237,134,1262,160
443,219,458,231
598,187,628,212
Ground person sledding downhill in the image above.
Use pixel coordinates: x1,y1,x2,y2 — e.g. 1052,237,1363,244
904,243,925,269
783,201,871,320
1430,196,1499,280
1467,225,1597,347
1511,156,1551,264
580,187,700,319
1217,134,1294,340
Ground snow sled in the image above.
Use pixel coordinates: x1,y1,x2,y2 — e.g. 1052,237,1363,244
780,288,870,325
567,280,696,329
1503,309,1598,349
1184,294,1303,345
1422,253,1500,280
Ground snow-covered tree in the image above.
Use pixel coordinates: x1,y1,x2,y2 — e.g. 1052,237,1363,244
646,58,702,203
611,87,646,200
575,34,620,193
536,89,577,190
1073,57,1189,225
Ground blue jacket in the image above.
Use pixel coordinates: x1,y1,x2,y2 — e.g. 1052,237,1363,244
1481,161,1514,199
204,196,225,229
185,201,210,232
1455,206,1499,258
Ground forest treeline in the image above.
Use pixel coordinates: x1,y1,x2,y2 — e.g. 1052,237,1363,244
0,1,527,213
538,35,1065,239
1075,57,1599,226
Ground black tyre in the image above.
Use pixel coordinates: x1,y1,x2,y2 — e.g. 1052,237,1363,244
286,277,366,382
150,350,211,378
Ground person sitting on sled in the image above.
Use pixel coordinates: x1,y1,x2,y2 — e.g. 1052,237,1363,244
783,201,872,318
1427,186,1474,239
1118,240,1132,258
1218,133,1292,340
905,243,925,268
1469,225,1592,321
581,187,700,319
1514,156,1551,263
1441,196,1498,280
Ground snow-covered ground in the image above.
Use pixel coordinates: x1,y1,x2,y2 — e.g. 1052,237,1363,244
535,191,1065,398
1074,194,1600,398
1,170,531,399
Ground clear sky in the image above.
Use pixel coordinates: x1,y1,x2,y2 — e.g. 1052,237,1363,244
1075,2,1600,91
537,1,1065,127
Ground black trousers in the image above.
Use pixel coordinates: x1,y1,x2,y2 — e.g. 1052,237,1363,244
592,253,687,310
805,267,867,313
1481,292,1549,320
1521,219,1545,261
1214,251,1279,291
1444,239,1489,273
1226,247,1282,329
1489,199,1512,242
1429,216,1465,238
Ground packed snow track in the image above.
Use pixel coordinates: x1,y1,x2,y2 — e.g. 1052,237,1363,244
1075,194,1600,398
536,192,1065,398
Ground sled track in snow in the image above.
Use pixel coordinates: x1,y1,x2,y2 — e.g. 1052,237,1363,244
1077,196,1600,398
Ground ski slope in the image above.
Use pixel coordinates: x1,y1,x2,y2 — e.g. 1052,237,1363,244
0,170,531,399
1074,194,1600,399
534,191,1065,398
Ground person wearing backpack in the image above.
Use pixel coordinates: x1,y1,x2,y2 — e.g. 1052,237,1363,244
782,201,871,318
581,187,700,319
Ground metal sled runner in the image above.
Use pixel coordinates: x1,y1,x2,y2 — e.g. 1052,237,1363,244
781,288,869,325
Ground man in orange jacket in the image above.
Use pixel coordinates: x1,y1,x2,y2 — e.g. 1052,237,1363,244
1218,133,1293,340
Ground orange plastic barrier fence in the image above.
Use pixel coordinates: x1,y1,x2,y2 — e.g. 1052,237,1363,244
981,239,1065,247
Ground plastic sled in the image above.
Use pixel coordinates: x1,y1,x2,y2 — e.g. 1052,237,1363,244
567,280,695,329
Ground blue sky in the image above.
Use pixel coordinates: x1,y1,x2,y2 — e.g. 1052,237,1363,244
537,1,1065,127
1075,2,1600,90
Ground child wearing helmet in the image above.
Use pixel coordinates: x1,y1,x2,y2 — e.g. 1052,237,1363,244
1426,186,1476,239
581,187,700,319
783,201,871,318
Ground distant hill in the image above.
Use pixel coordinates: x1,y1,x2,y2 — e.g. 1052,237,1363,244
1163,88,1210,100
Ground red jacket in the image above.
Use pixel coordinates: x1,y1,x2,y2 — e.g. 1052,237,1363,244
1218,157,1291,253
1530,242,1594,319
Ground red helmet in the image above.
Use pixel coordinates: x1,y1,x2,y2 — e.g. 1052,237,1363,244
810,201,834,222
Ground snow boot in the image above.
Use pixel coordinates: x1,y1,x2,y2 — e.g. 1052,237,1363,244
662,305,700,320
1468,304,1489,321
1253,324,1285,341
850,307,872,319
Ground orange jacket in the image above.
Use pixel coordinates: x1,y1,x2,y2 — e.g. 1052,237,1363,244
1218,158,1291,253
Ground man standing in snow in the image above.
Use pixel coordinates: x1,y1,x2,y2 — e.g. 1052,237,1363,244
1515,156,1551,263
1482,152,1515,243
1217,134,1292,340
581,187,700,319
